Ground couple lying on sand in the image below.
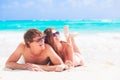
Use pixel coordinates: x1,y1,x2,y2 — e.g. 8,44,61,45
5,26,84,72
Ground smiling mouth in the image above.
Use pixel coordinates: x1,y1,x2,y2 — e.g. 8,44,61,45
39,44,44,46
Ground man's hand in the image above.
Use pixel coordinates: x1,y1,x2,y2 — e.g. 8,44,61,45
25,63,44,71
55,64,67,72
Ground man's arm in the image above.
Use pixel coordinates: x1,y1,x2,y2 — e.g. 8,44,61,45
5,43,27,70
47,45,64,65
26,63,66,72
34,45,66,71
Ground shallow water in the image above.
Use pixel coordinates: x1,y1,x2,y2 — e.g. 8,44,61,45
0,20,120,33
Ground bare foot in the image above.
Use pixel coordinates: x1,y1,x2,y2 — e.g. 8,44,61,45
64,26,79,43
64,25,79,37
63,25,69,41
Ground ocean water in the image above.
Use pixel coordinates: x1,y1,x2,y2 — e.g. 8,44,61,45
0,20,120,33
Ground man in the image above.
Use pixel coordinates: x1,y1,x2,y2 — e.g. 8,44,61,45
5,28,66,71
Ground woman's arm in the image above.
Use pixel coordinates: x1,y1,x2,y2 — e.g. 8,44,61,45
64,44,74,67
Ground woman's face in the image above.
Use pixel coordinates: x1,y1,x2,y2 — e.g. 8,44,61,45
52,29,60,42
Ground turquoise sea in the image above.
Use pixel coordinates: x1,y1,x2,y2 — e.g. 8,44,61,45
0,20,120,33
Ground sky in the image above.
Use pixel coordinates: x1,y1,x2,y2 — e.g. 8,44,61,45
0,0,120,20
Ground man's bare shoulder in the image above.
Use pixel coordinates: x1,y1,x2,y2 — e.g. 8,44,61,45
9,42,26,58
18,42,26,48
15,42,26,51
44,44,54,54
45,44,52,49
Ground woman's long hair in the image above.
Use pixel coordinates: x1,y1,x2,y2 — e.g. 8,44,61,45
44,28,61,57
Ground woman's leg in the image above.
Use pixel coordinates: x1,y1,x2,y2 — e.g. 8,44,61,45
64,26,84,66
64,26,80,54
63,26,71,43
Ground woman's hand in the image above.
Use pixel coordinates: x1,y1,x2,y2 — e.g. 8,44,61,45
65,60,74,68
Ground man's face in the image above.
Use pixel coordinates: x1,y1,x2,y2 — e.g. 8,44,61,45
30,36,45,50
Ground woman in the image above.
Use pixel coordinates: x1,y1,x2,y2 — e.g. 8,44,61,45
44,26,84,68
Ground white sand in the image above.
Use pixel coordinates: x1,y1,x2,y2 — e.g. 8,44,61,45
0,31,120,80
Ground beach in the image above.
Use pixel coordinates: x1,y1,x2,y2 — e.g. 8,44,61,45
0,31,120,80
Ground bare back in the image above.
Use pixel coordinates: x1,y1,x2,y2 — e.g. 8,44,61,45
58,41,73,62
